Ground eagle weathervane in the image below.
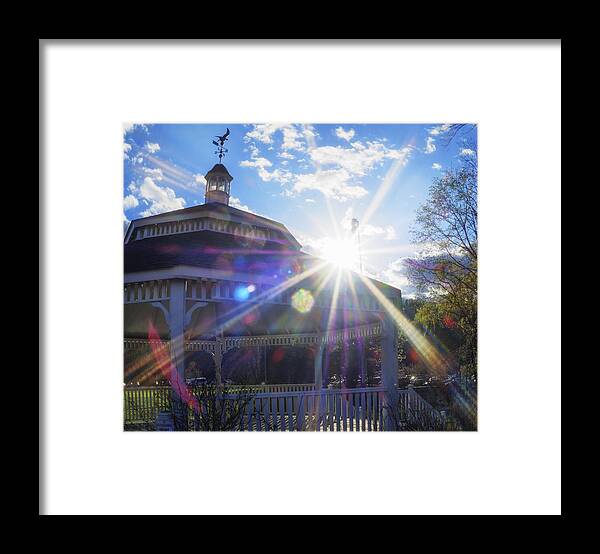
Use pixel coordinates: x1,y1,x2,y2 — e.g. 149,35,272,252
212,128,230,162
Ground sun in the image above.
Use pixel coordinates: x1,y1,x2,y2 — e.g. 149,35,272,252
320,237,360,270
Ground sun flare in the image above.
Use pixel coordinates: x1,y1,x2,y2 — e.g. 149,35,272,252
320,237,360,270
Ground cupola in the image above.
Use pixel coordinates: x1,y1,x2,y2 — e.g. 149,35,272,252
204,163,233,205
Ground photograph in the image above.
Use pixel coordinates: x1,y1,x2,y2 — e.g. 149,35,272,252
41,39,561,516
123,123,478,432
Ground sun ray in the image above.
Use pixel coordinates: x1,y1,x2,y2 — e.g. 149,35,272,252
325,268,343,333
357,272,449,375
313,264,337,299
125,340,173,384
361,145,412,229
344,270,361,313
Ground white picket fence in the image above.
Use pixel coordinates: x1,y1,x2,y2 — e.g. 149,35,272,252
235,387,382,431
124,384,443,431
229,387,442,432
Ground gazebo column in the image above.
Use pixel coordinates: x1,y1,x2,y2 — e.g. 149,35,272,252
168,279,188,430
381,311,399,431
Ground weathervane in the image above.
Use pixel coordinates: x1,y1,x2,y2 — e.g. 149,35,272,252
212,128,230,162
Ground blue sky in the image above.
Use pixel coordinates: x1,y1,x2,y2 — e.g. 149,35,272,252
124,123,477,297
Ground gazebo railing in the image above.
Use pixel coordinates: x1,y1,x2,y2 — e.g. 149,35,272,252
123,322,383,354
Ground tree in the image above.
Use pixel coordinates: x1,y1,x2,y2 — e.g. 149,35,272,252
436,124,477,148
405,149,477,377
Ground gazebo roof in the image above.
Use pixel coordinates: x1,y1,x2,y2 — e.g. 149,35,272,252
125,230,306,274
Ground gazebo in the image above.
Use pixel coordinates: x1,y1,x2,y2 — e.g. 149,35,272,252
122,150,430,431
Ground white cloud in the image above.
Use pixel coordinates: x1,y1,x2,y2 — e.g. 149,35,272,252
424,136,436,154
305,198,316,203
243,126,410,203
432,162,442,170
244,123,308,152
310,141,410,176
281,126,304,151
245,124,285,144
289,140,410,202
240,157,272,169
340,207,396,240
293,169,368,202
384,226,397,240
138,177,186,216
123,143,132,159
123,194,139,211
194,174,206,186
229,196,256,214
380,268,410,289
428,124,452,136
145,142,160,154
261,168,293,183
143,167,163,180
335,126,355,142
376,257,414,292
123,123,149,135
460,148,476,156
303,125,317,139
240,150,293,184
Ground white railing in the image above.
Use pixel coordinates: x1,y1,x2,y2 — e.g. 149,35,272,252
124,280,170,304
124,385,443,431
130,216,279,243
237,387,385,432
123,322,383,354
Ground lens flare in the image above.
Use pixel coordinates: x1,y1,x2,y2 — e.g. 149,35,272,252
234,285,250,301
272,347,285,364
291,288,315,313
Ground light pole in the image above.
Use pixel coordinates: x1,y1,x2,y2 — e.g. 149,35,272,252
351,217,363,273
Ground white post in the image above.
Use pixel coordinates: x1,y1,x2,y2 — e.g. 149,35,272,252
168,279,187,430
381,311,399,431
